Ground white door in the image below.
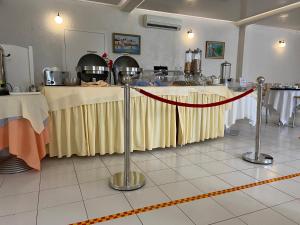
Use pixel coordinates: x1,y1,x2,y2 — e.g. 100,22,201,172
64,29,106,77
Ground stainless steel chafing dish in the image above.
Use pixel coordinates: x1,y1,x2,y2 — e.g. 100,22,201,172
76,54,110,83
112,56,142,85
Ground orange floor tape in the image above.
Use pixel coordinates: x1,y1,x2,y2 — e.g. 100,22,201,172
70,172,300,225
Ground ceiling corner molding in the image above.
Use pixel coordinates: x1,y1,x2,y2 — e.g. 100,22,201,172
120,0,145,12
234,1,300,26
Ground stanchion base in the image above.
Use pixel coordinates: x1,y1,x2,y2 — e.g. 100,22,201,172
242,152,273,165
109,171,146,191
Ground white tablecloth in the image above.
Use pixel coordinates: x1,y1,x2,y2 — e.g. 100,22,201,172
225,92,257,128
267,89,300,125
42,86,233,112
0,93,49,133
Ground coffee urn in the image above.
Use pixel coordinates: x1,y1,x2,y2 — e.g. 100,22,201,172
220,61,231,84
0,45,9,95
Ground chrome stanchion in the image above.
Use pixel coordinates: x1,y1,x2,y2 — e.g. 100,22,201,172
109,81,146,191
242,76,273,165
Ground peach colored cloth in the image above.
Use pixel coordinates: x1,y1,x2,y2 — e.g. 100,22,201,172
0,118,49,170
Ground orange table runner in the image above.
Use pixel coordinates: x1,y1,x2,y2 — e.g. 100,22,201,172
0,118,49,170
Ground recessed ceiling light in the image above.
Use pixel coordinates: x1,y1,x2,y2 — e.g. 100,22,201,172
280,14,289,18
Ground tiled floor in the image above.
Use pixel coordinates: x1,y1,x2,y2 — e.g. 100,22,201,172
1,121,300,225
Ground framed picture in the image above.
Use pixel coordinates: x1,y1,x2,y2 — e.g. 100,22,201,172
112,33,141,55
205,41,225,59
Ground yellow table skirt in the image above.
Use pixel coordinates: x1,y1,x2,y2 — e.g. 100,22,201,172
47,93,225,157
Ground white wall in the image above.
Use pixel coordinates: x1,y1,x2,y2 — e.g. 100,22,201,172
0,0,239,85
242,24,300,84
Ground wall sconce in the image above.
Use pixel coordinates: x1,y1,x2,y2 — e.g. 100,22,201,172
54,12,63,24
278,40,286,48
187,29,194,39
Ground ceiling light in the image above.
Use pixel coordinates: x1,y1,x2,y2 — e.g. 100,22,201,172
187,29,194,39
278,40,286,48
54,12,63,24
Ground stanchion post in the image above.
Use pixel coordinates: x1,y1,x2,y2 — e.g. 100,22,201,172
109,81,146,191
242,76,273,165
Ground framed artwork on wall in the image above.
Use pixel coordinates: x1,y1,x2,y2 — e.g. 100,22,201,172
205,41,225,59
112,33,141,55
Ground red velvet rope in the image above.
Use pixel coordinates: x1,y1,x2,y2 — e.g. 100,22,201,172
134,87,256,108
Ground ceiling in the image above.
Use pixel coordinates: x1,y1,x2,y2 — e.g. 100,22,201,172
84,0,300,30
257,7,300,30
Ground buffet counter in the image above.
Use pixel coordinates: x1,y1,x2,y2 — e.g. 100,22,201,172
42,86,234,157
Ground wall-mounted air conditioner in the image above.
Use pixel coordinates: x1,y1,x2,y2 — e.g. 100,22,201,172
143,15,182,31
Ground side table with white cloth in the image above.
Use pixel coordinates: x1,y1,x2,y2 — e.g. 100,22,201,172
225,91,257,128
0,93,49,172
266,89,300,126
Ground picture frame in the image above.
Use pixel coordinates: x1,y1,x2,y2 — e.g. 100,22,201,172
205,41,225,59
112,33,141,55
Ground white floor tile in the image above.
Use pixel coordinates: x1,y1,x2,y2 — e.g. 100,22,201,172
151,150,178,159
241,167,280,181
270,180,300,198
243,184,293,207
130,152,157,162
265,164,299,176
222,158,256,170
0,210,36,225
190,176,232,193
174,165,210,179
214,191,266,216
205,151,236,160
0,172,40,197
85,194,132,219
159,181,202,200
213,218,247,225
106,163,141,175
40,170,78,190
94,215,142,225
38,185,82,209
147,169,185,185
239,208,297,225
41,158,74,176
124,186,169,208
200,161,236,175
37,201,87,225
285,160,300,169
138,206,194,225
80,179,118,200
76,167,110,183
179,198,234,225
183,153,215,164
160,156,192,168
0,192,38,216
273,199,300,224
101,155,124,166
217,171,257,186
73,156,105,171
134,159,168,172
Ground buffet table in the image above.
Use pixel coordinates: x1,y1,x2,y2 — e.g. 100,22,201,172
42,86,234,157
267,89,300,125
0,94,49,170
225,92,257,128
